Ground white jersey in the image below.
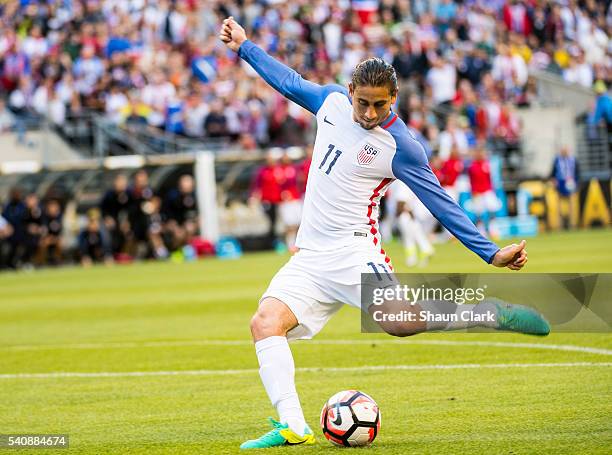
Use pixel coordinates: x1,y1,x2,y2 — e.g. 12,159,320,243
239,40,500,264
296,92,396,252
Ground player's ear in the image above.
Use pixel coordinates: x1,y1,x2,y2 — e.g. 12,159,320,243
389,88,398,106
348,82,354,97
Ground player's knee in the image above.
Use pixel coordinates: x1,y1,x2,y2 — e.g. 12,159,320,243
249,311,264,337
250,308,284,340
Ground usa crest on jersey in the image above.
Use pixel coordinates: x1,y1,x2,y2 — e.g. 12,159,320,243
357,143,380,166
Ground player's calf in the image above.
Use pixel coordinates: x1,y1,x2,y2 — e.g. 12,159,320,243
368,300,426,337
369,298,549,336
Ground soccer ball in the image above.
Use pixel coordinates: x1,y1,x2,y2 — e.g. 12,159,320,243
320,390,381,447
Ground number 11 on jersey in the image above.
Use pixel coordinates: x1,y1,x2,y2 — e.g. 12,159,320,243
319,144,343,175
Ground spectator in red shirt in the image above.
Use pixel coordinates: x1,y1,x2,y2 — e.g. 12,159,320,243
468,144,500,235
496,102,521,146
251,151,284,248
429,154,444,184
440,145,464,201
278,153,303,252
503,0,532,37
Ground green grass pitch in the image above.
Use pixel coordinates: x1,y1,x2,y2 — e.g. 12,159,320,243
1,229,611,454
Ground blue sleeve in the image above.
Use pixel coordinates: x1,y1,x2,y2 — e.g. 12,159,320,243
237,40,347,114
408,126,432,160
390,123,500,264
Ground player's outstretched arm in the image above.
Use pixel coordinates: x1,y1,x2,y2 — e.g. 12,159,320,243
219,17,342,115
391,129,527,271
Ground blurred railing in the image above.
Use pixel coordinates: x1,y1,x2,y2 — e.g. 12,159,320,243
92,116,230,158
54,111,96,153
6,110,232,160
531,69,595,111
576,122,611,180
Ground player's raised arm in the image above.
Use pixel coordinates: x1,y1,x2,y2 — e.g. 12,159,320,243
219,17,341,115
390,126,527,270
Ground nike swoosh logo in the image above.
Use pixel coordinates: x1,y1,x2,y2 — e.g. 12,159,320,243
331,403,342,426
285,439,307,446
324,116,335,126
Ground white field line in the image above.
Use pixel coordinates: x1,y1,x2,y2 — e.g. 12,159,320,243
3,339,612,356
1,362,611,380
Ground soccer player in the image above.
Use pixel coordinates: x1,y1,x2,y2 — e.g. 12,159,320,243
219,17,548,449
468,143,500,236
389,180,435,267
250,151,283,249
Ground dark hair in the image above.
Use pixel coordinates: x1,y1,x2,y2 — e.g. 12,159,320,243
351,58,398,96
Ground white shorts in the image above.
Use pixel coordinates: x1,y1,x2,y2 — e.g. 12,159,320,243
279,200,303,227
471,191,500,215
261,241,396,340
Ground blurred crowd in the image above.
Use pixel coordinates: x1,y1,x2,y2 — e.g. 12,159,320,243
0,146,322,269
0,170,201,269
0,0,609,150
0,0,610,270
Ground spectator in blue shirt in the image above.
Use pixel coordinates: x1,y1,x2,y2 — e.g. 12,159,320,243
550,146,580,230
589,81,612,130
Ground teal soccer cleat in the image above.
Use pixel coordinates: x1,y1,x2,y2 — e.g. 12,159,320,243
493,300,551,336
240,418,315,449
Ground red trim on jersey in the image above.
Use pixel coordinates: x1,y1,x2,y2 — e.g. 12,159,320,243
371,178,391,197
367,177,393,268
380,111,393,128
381,113,398,129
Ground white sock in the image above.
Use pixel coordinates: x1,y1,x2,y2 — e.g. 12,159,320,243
255,336,306,436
